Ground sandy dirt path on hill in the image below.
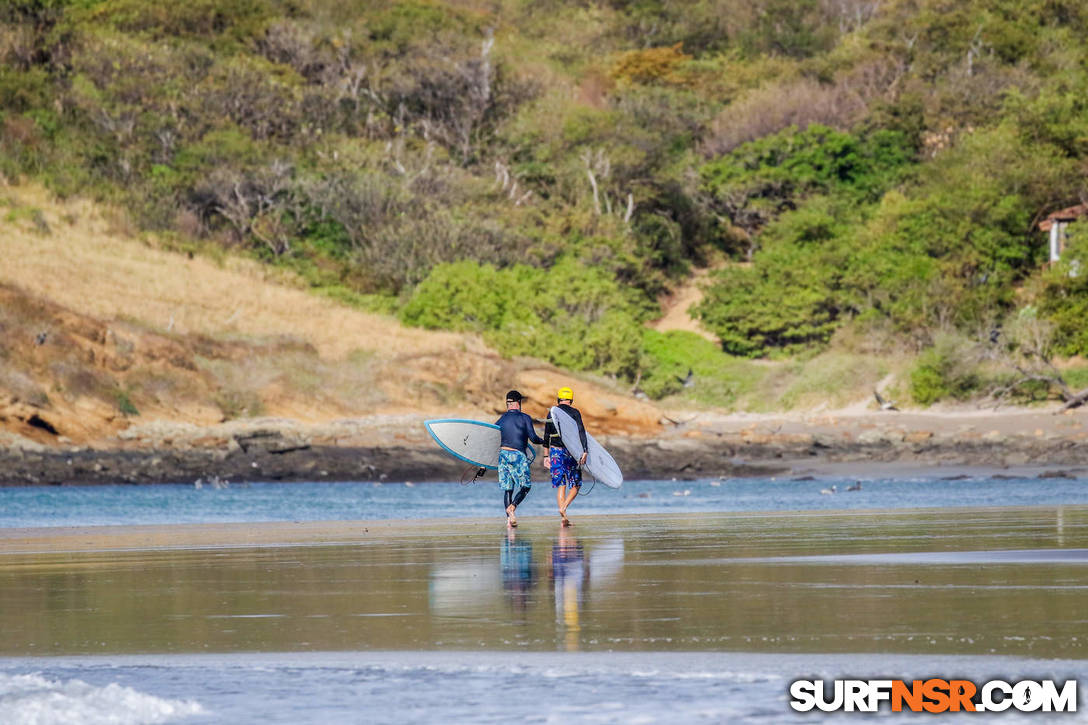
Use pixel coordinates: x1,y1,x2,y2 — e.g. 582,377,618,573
648,266,719,343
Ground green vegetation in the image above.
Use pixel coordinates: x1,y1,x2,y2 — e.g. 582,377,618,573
114,389,139,416
4,0,1088,407
908,333,984,406
1065,365,1088,391
639,330,757,403
1036,226,1088,356
400,258,653,379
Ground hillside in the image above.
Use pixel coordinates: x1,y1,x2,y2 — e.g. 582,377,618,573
0,182,662,446
3,0,1088,414
4,183,1088,486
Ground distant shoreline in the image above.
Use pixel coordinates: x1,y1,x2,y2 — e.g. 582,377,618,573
2,407,1088,486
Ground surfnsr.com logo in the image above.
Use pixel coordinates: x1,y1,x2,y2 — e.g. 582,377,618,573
789,678,1078,713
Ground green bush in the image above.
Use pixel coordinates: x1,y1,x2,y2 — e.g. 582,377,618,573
695,223,847,357
639,329,760,404
398,260,509,332
400,257,655,380
115,389,139,416
1064,365,1088,391
909,334,982,405
701,125,912,213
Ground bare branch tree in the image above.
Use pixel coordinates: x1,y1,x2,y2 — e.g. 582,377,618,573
965,24,985,78
581,148,611,215
197,161,295,255
982,309,1088,410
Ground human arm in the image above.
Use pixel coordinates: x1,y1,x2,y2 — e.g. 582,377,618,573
571,408,589,452
524,414,544,445
566,407,588,465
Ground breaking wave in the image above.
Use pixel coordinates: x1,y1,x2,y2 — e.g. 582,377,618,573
0,672,203,725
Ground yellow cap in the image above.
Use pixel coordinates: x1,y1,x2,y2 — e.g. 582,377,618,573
557,386,574,401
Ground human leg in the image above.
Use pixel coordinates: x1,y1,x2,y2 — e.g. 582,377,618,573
500,449,530,526
559,485,578,526
499,450,517,524
550,447,567,521
561,483,579,512
551,448,581,523
508,485,529,526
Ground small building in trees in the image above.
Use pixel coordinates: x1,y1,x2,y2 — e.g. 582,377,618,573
1039,203,1088,262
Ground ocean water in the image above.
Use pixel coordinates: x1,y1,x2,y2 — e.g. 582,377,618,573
2,651,1086,725
1,473,1086,528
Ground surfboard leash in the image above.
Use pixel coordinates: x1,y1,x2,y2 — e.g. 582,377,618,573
460,466,488,485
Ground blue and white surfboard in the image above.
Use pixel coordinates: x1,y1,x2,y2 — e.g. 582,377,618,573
424,419,536,470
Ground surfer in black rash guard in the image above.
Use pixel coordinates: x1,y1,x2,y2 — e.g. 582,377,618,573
543,386,588,527
495,390,543,527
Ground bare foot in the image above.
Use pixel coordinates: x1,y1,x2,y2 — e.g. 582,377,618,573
561,516,572,527
506,504,517,527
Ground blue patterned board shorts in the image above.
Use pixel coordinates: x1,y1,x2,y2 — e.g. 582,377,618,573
550,447,582,488
498,449,531,492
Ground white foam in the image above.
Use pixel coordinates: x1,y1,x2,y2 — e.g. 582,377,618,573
0,672,204,725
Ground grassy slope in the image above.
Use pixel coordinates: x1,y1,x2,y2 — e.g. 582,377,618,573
0,179,904,448
1,184,465,361
0,182,668,443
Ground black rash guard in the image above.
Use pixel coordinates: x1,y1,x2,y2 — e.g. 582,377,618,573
543,403,588,451
495,410,543,451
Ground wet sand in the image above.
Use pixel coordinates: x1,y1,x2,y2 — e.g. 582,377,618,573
2,507,1087,659
0,517,477,555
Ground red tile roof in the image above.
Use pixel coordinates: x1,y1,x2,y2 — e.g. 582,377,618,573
1039,202,1088,231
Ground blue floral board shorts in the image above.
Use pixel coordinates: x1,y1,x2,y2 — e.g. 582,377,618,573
550,447,582,488
498,449,531,492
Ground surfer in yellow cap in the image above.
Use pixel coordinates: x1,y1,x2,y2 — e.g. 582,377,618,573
543,386,588,527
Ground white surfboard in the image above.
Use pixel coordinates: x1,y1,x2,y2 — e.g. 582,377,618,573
424,419,535,470
549,406,623,488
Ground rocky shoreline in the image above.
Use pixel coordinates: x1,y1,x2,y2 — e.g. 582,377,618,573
3,412,1088,485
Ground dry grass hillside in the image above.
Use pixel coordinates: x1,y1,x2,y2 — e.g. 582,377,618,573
0,183,661,445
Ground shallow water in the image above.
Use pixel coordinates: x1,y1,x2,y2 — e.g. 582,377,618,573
1,474,1086,527
2,651,1085,724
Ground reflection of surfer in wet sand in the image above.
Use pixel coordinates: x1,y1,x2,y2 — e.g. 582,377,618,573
500,529,535,613
550,526,587,651
543,386,588,527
